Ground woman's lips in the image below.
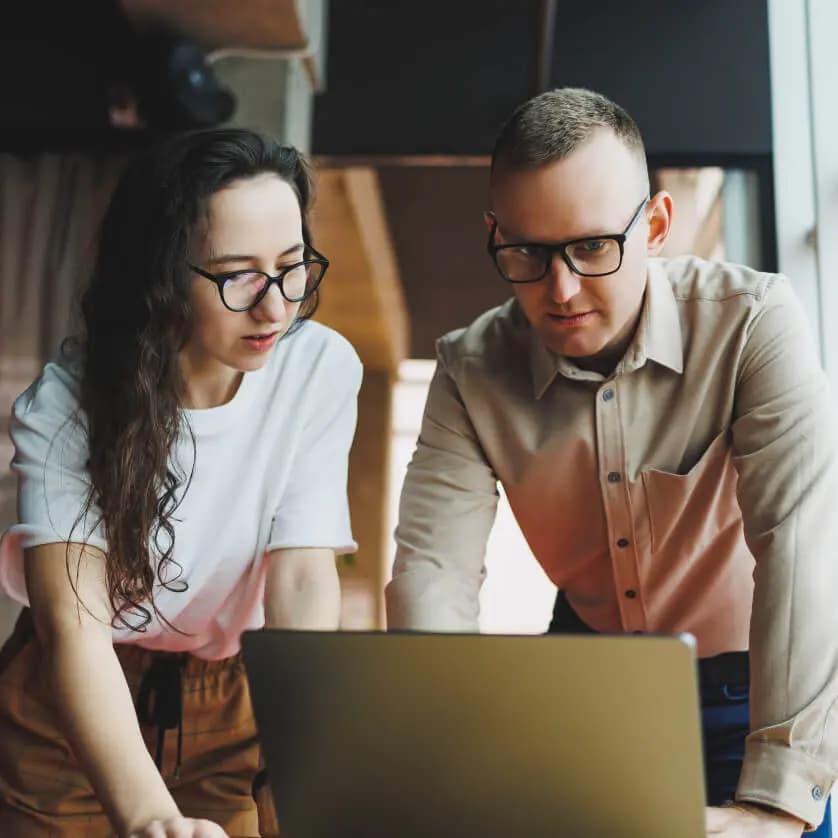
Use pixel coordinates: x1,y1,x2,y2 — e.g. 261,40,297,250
242,331,279,351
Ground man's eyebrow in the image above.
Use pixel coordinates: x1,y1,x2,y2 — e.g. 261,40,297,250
207,243,305,266
497,224,613,245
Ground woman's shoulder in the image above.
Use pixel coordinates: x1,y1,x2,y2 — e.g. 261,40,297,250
273,320,362,380
13,341,84,424
9,341,89,472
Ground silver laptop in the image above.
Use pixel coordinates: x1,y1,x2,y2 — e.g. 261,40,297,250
241,631,706,838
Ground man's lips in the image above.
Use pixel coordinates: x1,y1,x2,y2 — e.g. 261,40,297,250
547,311,596,322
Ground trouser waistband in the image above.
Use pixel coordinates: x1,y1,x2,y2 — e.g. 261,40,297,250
548,590,749,689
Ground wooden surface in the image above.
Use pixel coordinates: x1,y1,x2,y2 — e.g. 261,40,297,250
311,167,410,373
310,167,406,628
120,0,321,88
121,0,308,50
340,369,395,629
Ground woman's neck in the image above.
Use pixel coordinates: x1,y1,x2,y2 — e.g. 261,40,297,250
179,356,243,409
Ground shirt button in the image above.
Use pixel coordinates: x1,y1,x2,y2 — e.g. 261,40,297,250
616,538,630,548
607,472,621,483
812,785,825,801
625,589,637,599
602,388,614,402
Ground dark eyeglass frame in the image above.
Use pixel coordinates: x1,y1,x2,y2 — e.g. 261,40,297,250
188,246,330,312
486,195,650,283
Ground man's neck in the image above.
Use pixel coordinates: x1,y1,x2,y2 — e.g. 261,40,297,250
572,349,622,378
572,292,647,378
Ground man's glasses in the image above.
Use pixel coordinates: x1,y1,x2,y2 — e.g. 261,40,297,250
487,196,650,283
189,245,329,312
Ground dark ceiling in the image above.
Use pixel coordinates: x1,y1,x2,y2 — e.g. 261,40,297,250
313,0,771,160
0,1,777,358
1,1,771,160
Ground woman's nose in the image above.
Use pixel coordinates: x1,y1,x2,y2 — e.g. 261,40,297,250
251,282,290,323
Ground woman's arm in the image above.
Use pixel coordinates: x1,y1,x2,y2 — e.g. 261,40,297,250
263,548,341,630
25,542,217,837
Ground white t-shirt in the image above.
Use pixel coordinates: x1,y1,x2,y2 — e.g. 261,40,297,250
0,321,361,659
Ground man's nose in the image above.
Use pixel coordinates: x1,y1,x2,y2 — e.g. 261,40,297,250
545,253,582,304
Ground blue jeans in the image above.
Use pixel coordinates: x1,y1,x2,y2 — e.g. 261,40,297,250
549,592,833,835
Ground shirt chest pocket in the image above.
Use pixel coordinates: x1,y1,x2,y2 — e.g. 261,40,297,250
639,431,740,555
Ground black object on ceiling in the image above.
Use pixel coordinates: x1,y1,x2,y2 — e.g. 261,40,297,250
0,1,234,152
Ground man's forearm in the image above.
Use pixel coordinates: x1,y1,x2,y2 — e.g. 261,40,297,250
385,560,481,632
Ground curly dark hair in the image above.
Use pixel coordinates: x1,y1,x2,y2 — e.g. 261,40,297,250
75,128,318,630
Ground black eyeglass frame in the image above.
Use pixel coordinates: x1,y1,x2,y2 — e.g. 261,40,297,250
486,195,650,283
188,246,330,312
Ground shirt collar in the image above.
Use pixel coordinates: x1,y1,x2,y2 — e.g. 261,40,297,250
529,260,684,399
639,259,684,376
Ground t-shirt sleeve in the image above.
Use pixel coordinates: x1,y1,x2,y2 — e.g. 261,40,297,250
0,358,106,605
265,340,362,556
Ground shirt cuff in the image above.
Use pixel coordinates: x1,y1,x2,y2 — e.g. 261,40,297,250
736,739,834,830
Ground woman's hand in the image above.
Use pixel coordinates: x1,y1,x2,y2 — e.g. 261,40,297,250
128,816,230,837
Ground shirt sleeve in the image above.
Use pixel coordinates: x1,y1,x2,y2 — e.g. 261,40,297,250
385,340,499,632
265,343,362,556
730,275,838,827
0,358,106,606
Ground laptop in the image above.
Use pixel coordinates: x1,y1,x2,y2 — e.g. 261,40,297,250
241,631,706,838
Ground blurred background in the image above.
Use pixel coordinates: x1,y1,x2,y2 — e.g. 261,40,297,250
1,0,836,650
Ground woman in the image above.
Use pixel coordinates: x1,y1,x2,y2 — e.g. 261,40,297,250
0,128,361,836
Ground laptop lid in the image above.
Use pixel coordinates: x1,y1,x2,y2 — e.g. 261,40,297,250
242,631,706,838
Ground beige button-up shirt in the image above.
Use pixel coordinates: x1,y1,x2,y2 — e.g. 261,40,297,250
386,255,838,825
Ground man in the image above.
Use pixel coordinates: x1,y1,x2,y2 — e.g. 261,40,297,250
386,88,838,837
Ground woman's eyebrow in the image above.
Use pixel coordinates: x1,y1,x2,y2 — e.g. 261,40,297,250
207,243,305,266
207,253,252,266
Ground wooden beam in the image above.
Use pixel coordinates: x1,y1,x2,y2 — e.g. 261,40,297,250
121,0,307,50
313,155,492,169
339,369,394,630
311,167,410,372
309,167,406,628
121,0,324,89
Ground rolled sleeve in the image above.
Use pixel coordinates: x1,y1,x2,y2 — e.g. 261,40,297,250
731,276,838,826
385,341,499,632
265,348,362,557
0,360,106,606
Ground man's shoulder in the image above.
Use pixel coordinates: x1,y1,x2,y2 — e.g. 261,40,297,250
435,298,528,367
656,255,782,306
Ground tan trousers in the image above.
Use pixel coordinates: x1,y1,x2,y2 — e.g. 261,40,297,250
0,609,276,837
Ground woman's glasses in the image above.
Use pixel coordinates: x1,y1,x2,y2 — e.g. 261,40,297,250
189,246,329,312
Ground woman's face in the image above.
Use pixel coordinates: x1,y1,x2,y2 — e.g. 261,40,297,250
182,173,305,392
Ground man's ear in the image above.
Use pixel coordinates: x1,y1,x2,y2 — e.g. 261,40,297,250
646,191,673,256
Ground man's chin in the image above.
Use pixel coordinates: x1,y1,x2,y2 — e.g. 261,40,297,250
539,333,608,359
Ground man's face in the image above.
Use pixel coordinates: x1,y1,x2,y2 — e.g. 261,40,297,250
489,128,670,364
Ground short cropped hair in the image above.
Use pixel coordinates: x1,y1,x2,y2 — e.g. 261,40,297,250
491,87,647,176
